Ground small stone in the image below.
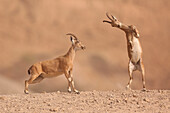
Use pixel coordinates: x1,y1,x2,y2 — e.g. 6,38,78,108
47,103,51,106
121,93,125,96
143,98,149,102
123,98,128,103
133,94,137,98
158,90,163,93
0,97,5,100
116,99,119,103
49,108,58,112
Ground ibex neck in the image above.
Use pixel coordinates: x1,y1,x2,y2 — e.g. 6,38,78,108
118,23,131,33
65,46,75,62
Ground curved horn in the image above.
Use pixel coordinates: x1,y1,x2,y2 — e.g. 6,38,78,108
66,33,78,40
111,15,117,21
106,12,112,21
103,20,111,23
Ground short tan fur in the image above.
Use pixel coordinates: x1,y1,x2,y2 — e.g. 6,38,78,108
103,13,146,91
24,33,86,94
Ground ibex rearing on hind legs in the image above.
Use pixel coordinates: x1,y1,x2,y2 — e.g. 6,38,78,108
24,33,86,94
103,13,146,91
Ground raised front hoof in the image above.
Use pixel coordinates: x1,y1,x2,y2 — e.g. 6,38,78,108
24,90,29,94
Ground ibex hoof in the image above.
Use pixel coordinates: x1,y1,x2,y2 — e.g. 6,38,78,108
126,86,131,90
68,88,72,93
142,88,146,92
74,90,80,94
76,91,80,94
24,90,29,94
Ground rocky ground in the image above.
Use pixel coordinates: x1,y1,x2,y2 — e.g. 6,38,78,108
0,90,169,113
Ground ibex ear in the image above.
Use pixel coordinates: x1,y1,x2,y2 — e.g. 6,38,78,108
129,25,140,38
70,36,75,44
133,28,140,38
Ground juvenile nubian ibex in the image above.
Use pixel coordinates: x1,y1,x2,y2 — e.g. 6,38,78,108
24,33,86,94
103,13,146,91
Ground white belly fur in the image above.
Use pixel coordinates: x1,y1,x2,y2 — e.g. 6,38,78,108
131,38,142,63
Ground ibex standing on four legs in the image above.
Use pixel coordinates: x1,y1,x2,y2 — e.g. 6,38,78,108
24,33,86,94
103,13,146,91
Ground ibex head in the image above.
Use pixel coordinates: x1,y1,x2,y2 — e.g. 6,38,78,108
67,33,86,50
103,13,121,28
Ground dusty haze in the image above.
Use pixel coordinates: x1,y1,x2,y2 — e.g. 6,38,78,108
0,0,170,94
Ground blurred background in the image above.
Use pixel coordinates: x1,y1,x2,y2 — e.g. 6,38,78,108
0,0,170,94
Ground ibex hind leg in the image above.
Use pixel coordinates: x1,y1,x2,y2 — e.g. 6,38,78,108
139,62,146,91
24,74,41,94
126,61,135,90
32,75,44,83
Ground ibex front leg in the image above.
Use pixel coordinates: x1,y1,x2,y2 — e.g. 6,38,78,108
65,71,72,93
65,70,80,94
69,69,80,94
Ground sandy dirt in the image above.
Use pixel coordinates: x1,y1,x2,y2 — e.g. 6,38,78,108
0,90,169,113
0,1,170,112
